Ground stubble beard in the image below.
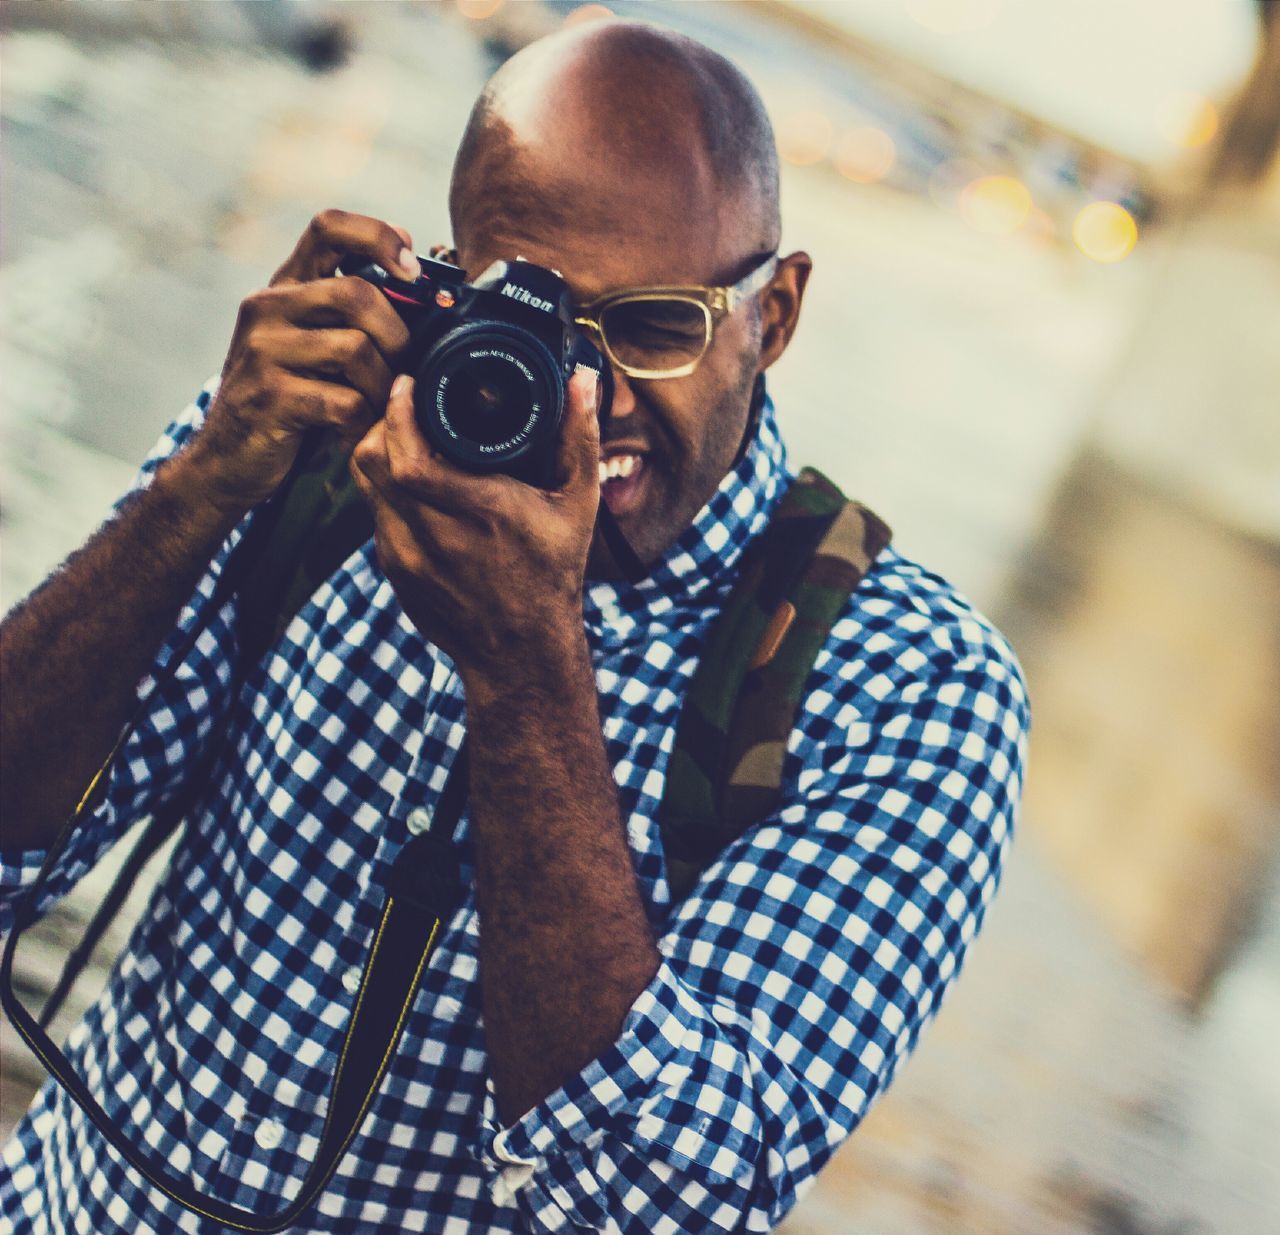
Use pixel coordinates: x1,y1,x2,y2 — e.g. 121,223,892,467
584,359,761,584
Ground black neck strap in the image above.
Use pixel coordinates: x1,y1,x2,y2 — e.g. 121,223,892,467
0,715,470,1232
596,503,647,583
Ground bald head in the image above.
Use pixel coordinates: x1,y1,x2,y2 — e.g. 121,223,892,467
448,20,780,271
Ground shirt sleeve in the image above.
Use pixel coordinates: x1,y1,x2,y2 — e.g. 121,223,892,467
467,620,1030,1233
0,377,253,933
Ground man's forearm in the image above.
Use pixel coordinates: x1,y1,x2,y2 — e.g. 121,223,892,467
463,633,662,1126
0,448,244,851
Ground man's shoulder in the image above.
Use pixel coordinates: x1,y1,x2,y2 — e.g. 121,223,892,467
803,542,1029,730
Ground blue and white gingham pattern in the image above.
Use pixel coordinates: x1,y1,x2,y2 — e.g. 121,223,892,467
1,381,1030,1234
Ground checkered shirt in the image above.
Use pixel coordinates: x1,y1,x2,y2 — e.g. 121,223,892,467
1,380,1029,1234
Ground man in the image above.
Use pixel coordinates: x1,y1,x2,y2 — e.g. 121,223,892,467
0,18,1029,1235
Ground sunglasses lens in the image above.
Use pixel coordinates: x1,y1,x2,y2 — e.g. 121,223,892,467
599,298,709,373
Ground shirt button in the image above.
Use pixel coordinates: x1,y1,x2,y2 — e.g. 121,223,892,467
493,1131,537,1167
406,807,432,836
254,1119,284,1151
342,966,362,995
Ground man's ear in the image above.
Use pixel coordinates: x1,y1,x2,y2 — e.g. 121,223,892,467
756,251,812,374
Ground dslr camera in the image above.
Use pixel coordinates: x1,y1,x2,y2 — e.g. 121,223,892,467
343,255,613,487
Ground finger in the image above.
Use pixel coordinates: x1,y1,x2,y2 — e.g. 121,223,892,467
276,326,395,412
382,377,507,512
382,376,433,487
352,403,446,512
227,317,386,439
556,367,603,497
276,374,380,442
349,451,438,569
271,208,420,287
267,277,410,359
351,419,455,568
351,416,392,493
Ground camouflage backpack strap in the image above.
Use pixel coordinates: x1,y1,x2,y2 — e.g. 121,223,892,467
236,433,374,665
659,467,892,904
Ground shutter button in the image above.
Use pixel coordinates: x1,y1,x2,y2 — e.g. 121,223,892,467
254,1119,284,1150
406,807,432,836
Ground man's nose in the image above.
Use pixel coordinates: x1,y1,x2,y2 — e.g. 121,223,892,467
604,357,638,423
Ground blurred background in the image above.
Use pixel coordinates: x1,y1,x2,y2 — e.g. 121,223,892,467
1,1,1277,1231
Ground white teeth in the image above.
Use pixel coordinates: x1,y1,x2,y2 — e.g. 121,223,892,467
598,454,641,483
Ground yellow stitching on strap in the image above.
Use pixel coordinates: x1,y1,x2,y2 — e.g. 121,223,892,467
16,895,440,1223
292,907,441,1213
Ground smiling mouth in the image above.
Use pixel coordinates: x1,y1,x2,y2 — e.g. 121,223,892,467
598,452,647,515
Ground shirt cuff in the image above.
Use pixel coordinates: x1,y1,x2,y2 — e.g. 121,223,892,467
0,797,117,935
471,956,767,1229
474,956,701,1172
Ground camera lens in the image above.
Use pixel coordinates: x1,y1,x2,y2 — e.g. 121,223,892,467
443,354,533,447
415,322,563,472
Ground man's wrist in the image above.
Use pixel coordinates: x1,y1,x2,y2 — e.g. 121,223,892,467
459,618,592,712
154,442,253,535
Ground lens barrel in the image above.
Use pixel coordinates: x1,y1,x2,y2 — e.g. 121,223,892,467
413,322,563,474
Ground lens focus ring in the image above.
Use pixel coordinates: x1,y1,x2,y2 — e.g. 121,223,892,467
413,322,562,472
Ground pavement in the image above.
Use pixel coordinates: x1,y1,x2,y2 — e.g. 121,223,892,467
2,4,1277,1232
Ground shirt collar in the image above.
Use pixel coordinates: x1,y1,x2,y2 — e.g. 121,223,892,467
583,390,791,636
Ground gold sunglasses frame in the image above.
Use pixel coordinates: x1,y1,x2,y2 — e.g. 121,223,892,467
572,253,779,380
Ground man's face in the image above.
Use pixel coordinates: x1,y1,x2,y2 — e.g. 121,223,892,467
454,157,768,578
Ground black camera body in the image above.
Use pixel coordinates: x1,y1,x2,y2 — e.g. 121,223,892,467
343,255,612,487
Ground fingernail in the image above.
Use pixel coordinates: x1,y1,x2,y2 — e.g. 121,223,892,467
397,248,421,280
391,374,413,401
576,365,600,413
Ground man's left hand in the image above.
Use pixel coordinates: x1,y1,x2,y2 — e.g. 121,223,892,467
349,369,602,682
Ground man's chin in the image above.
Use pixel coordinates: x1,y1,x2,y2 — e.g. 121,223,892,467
588,465,654,582
585,521,652,583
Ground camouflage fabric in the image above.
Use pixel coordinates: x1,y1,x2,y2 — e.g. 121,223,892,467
239,453,892,907
659,468,892,904
237,434,373,665
90,456,887,962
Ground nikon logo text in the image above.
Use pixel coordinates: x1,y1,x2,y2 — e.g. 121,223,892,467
501,283,554,313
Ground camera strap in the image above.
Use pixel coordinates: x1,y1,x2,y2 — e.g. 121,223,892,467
595,503,646,582
2,425,884,1227
0,442,472,1231
2,640,469,1235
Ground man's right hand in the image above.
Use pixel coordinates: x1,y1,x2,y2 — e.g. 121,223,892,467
185,209,420,515
0,209,424,856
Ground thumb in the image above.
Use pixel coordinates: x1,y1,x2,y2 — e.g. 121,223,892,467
557,367,602,497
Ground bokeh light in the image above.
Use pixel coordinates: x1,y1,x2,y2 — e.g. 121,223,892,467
1072,200,1138,263
834,126,897,184
1157,91,1221,150
563,4,615,28
927,156,985,210
776,110,834,167
456,0,504,19
958,174,1032,234
1024,206,1058,244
